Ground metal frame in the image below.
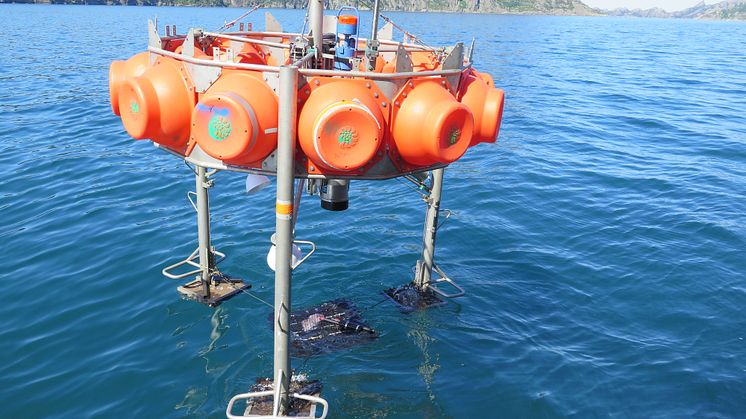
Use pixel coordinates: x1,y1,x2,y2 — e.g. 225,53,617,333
161,246,225,280
413,168,465,298
146,47,468,80
152,1,473,415
161,166,225,294
225,370,329,419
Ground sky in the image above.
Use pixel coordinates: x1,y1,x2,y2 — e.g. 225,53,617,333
581,0,707,11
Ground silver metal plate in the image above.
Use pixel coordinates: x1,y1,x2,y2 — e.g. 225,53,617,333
441,42,465,92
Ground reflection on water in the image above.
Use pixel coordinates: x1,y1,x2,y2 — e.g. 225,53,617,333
408,315,441,402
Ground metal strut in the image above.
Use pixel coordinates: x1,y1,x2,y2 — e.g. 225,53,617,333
196,165,213,298
413,168,465,298
274,65,299,416
162,165,250,307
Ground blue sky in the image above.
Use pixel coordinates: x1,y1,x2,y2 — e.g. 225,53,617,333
582,0,706,11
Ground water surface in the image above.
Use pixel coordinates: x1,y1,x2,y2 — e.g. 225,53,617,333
1,5,745,418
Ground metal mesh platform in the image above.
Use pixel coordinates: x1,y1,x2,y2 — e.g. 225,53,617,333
273,299,378,357
383,283,447,312
177,273,250,307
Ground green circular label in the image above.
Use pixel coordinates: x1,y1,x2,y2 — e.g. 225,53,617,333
338,129,354,145
208,115,232,141
448,128,461,146
130,101,139,114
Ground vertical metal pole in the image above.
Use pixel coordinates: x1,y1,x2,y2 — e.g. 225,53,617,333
370,0,381,41
309,0,324,59
366,0,382,71
273,65,298,415
414,168,444,289
196,165,211,299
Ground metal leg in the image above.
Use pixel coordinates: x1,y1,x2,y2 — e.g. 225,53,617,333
414,168,444,290
196,164,212,299
274,65,299,415
384,167,462,311
165,165,250,306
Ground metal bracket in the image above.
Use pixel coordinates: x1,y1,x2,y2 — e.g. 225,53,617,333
467,37,476,63
394,44,413,73
226,370,328,419
292,239,316,270
148,19,161,50
269,234,317,271
265,12,283,32
161,246,226,280
441,42,465,93
182,29,221,93
426,264,465,299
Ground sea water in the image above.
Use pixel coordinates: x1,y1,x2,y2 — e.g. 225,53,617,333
1,5,745,417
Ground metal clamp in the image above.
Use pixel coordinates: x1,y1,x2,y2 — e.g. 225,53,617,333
427,264,465,299
161,246,226,279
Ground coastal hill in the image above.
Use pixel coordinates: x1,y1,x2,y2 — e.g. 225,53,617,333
8,0,600,14
4,0,746,20
608,0,746,19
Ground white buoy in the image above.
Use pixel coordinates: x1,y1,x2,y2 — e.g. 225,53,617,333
266,240,304,272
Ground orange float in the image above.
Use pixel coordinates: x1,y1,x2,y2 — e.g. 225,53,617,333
391,80,474,166
191,72,278,165
235,43,268,65
298,80,384,172
358,55,385,72
118,57,194,149
381,51,438,73
109,52,150,116
477,71,494,87
459,70,504,145
410,51,438,71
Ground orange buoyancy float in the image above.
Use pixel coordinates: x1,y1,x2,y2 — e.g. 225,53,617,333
410,51,439,71
298,80,384,172
118,57,195,149
191,72,278,165
382,51,439,73
477,71,494,87
109,52,150,116
459,70,505,145
391,80,474,166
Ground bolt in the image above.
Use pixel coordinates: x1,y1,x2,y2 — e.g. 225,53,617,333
314,80,320,85
373,92,379,98
382,102,387,108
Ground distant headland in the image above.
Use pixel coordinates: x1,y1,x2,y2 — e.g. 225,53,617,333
2,0,744,20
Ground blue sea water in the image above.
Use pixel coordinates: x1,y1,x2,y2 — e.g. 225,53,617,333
1,4,745,417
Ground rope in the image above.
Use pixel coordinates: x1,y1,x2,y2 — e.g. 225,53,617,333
214,272,275,309
217,5,260,33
